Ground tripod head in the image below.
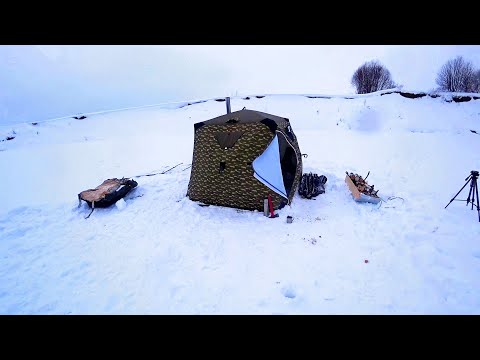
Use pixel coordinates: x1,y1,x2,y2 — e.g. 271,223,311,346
465,170,479,181
448,170,480,222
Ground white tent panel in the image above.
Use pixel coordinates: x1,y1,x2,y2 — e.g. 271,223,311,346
252,134,288,199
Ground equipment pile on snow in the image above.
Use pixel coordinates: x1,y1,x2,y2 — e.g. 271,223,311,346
345,171,381,204
298,173,327,199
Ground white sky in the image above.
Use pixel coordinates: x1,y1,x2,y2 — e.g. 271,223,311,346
1,45,480,124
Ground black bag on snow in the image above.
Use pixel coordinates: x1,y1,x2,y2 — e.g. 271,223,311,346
298,173,327,199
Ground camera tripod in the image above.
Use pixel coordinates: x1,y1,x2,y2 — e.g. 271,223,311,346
444,170,480,222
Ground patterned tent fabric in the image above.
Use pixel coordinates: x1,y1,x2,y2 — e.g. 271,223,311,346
187,109,303,211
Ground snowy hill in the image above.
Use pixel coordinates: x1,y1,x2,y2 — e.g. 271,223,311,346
1,92,480,314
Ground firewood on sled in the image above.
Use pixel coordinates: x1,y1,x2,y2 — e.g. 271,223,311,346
345,171,381,204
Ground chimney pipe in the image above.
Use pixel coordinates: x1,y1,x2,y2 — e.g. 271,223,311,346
226,97,231,114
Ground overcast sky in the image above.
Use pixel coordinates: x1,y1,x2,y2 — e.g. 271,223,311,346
1,45,479,125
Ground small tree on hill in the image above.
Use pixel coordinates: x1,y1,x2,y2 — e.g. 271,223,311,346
351,60,396,94
474,69,480,93
436,56,477,93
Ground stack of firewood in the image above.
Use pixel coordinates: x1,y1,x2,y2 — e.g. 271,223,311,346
346,172,379,198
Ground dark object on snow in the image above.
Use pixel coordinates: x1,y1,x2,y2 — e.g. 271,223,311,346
73,115,87,120
298,173,327,199
452,96,472,103
78,178,138,218
6,136,15,141
444,170,479,222
471,130,478,135
399,92,427,99
287,215,293,223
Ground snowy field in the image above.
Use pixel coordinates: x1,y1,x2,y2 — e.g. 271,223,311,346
1,92,480,314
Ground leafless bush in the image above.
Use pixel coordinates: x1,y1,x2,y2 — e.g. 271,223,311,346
474,69,480,93
436,56,478,93
351,60,396,94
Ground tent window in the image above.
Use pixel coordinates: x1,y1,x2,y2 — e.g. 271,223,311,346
277,132,298,196
252,132,298,200
214,131,243,149
215,131,243,149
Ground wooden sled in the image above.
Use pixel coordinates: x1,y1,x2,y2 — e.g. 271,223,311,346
345,174,381,204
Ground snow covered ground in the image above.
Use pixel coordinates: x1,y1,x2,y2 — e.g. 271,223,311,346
1,92,480,314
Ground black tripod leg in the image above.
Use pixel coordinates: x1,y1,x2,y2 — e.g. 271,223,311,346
475,179,480,222
466,180,474,208
471,180,475,210
445,175,472,209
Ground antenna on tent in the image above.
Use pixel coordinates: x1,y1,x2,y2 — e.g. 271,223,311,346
226,97,231,114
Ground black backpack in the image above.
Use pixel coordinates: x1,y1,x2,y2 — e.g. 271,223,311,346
298,173,327,199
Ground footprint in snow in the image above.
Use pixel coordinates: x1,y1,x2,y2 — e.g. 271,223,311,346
281,285,297,299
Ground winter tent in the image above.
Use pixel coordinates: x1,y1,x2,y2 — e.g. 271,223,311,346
187,109,303,211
